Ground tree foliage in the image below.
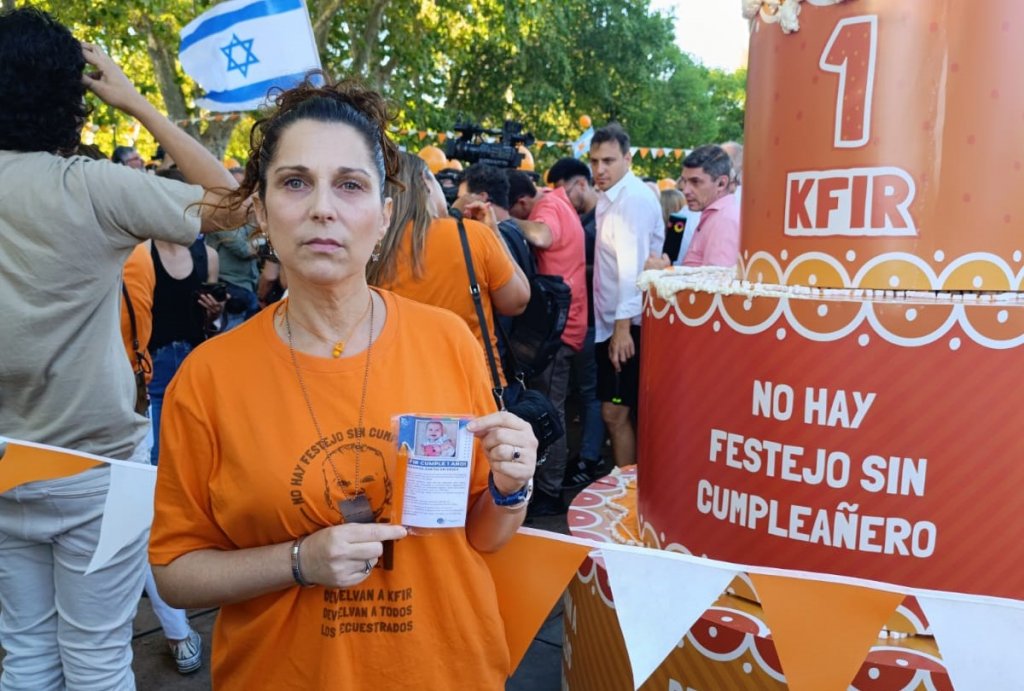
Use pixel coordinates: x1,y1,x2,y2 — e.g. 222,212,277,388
13,0,746,176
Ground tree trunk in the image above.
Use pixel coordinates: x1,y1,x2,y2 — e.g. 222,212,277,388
312,0,347,57
199,120,239,162
141,16,239,160
350,0,390,84
1,0,15,11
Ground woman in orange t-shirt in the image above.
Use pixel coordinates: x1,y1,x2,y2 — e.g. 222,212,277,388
148,77,538,690
367,151,530,384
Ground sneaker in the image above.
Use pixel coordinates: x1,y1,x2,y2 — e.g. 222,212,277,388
564,457,601,490
169,628,202,675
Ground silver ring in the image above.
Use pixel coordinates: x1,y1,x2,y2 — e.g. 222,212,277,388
363,559,372,575
512,446,522,461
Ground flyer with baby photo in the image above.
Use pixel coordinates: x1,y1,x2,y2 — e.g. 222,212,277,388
394,415,474,529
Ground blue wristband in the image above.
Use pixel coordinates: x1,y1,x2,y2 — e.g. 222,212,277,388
488,472,532,507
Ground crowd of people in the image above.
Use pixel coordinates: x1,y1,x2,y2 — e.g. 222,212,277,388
0,7,742,688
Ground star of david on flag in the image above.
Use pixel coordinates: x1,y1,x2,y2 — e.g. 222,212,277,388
221,34,259,78
179,0,321,112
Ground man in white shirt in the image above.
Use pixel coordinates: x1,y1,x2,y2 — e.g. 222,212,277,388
589,124,663,467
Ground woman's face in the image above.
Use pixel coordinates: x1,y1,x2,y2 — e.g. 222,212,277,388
253,119,392,287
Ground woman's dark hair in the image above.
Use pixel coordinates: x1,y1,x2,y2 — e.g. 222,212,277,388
226,74,400,211
0,8,88,154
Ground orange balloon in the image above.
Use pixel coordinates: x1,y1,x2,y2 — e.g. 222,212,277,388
516,145,534,171
657,178,677,191
417,145,448,173
578,114,592,129
446,159,463,171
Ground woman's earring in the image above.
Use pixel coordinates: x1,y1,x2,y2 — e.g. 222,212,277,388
371,241,382,262
262,238,276,259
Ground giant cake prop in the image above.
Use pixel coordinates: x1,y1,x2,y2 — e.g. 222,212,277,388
565,0,1024,687
640,0,1024,602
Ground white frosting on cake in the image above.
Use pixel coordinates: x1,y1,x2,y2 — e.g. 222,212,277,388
639,267,1024,306
743,0,848,34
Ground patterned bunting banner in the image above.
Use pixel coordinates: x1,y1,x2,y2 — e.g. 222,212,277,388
5,439,1018,685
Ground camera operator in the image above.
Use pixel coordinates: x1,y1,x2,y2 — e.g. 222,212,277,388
434,167,463,208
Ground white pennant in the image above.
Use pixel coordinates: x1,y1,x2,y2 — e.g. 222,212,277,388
917,593,1024,688
600,546,738,689
85,463,157,574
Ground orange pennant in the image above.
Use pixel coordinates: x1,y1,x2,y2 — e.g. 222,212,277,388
437,133,447,144
482,532,591,676
639,147,650,158
417,131,427,141
0,441,103,494
674,148,683,159
750,574,903,691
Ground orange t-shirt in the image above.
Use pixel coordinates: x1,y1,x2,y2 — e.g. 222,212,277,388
149,291,508,690
120,242,155,383
379,216,514,384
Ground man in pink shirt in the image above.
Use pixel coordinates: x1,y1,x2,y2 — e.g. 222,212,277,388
678,144,741,268
507,170,587,516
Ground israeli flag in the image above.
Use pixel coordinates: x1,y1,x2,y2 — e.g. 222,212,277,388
179,0,321,112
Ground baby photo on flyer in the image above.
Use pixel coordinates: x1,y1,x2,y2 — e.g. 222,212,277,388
395,415,474,528
416,419,457,458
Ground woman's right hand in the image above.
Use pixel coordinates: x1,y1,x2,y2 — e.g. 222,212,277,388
299,523,408,588
80,43,145,113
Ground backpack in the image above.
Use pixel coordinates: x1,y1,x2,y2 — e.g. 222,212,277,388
496,220,572,380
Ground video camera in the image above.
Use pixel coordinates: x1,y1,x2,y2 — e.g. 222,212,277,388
444,118,535,170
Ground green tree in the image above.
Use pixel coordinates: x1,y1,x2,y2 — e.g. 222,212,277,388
13,0,745,173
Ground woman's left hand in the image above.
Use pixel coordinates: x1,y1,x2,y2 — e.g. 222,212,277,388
467,411,537,494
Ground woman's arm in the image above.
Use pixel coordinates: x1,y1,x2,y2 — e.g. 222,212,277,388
154,522,408,609
464,411,537,552
80,44,243,232
461,202,530,316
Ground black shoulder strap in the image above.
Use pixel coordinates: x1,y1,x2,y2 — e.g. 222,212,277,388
454,215,505,410
121,281,151,376
190,237,209,280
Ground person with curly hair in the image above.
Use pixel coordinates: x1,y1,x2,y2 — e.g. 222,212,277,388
0,8,240,689
149,77,538,690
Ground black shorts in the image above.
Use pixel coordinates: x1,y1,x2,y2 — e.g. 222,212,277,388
596,326,641,408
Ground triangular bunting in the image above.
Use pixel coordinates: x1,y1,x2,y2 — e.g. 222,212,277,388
674,148,683,159
482,530,591,676
750,574,903,691
601,546,738,689
437,133,447,144
639,147,649,158
416,131,427,140
918,594,1024,688
86,463,157,574
0,438,103,494
629,147,639,156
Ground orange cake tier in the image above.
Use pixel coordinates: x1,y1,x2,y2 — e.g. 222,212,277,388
741,0,1024,290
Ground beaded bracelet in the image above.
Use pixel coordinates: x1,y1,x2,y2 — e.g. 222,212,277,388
290,535,315,588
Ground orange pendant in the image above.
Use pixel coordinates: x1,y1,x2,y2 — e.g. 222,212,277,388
332,342,345,358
